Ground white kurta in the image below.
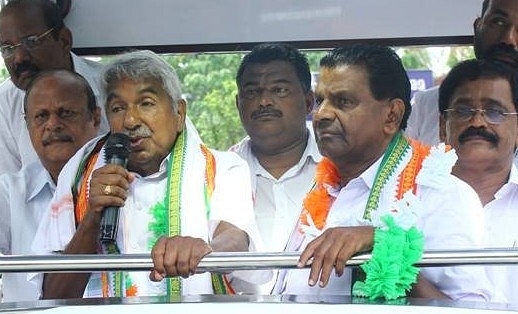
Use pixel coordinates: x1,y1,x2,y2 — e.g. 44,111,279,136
483,165,518,304
0,162,55,301
32,119,268,297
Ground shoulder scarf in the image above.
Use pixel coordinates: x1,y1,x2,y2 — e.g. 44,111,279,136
300,132,432,300
74,131,234,297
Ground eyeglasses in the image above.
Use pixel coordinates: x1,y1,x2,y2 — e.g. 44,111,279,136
444,106,518,125
0,27,55,59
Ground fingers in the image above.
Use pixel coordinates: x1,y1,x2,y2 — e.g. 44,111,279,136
88,164,131,214
150,236,212,280
299,226,375,288
150,236,168,281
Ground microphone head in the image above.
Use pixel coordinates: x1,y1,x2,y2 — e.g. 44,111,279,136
105,133,131,162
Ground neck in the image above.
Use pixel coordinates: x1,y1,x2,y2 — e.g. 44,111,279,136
45,163,62,185
252,129,309,179
65,54,74,71
453,160,511,206
336,133,398,188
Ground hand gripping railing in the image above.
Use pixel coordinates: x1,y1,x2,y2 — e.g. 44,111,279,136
1,249,518,273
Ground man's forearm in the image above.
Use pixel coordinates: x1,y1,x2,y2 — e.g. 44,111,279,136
409,273,450,300
210,221,249,252
42,215,100,299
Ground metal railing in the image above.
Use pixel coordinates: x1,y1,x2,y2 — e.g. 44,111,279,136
1,249,518,273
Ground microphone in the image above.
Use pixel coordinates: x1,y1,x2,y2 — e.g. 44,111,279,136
99,133,131,243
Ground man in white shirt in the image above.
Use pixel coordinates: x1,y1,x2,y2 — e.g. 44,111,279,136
0,0,108,176
406,0,518,148
277,45,496,302
33,50,266,299
232,43,322,293
439,58,518,304
232,43,322,253
0,69,101,302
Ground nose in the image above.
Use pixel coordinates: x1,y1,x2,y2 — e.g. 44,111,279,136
258,90,274,107
10,44,31,64
123,106,141,130
470,109,489,127
44,113,64,132
313,99,335,122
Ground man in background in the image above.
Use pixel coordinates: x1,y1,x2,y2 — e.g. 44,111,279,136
406,0,518,147
232,42,321,252
439,58,518,303
232,43,321,293
0,69,101,301
0,0,108,176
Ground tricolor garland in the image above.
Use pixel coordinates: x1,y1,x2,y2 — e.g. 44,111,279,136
300,132,435,300
148,130,235,297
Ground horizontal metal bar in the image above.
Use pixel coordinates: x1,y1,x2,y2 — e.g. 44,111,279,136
1,249,518,273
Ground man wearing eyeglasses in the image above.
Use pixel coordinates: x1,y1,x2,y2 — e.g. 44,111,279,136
0,0,108,176
439,58,518,304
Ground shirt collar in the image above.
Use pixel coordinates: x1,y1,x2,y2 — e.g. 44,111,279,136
508,164,518,185
26,162,56,202
236,123,323,177
357,155,384,190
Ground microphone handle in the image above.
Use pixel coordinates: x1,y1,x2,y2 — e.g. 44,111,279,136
99,156,127,243
100,206,119,242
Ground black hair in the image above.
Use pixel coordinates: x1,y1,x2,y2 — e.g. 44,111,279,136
320,44,411,130
439,58,518,113
236,42,312,93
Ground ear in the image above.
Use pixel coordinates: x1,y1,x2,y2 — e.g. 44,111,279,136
92,106,101,129
57,26,73,55
176,99,187,132
304,90,315,115
473,17,481,35
439,113,447,143
384,98,405,135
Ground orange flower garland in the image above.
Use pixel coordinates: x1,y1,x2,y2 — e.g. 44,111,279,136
301,157,341,230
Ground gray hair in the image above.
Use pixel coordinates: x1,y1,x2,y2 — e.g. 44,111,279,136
101,50,183,110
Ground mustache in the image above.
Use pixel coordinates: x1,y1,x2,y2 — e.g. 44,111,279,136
123,126,152,138
13,62,39,78
458,127,498,144
42,133,73,146
483,43,518,65
250,107,282,120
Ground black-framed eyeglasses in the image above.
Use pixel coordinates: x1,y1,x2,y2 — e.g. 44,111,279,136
0,27,55,59
444,106,518,125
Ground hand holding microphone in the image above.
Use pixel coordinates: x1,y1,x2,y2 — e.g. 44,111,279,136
99,133,131,243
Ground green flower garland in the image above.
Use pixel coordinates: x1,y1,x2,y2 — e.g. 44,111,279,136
352,215,424,300
148,199,167,249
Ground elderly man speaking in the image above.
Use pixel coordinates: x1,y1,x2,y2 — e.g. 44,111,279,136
33,50,266,299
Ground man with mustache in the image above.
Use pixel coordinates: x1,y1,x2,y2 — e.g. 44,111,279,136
32,50,267,299
406,0,518,148
0,69,101,301
439,58,518,303
275,45,498,302
231,43,322,292
0,0,108,176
